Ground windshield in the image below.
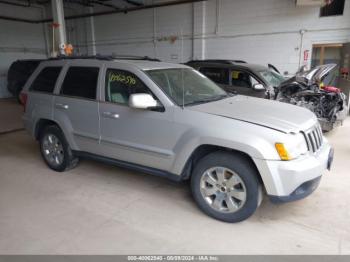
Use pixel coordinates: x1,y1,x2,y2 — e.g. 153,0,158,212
258,70,285,87
147,68,227,106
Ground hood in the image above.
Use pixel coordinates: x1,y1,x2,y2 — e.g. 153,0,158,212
189,95,317,133
296,64,337,85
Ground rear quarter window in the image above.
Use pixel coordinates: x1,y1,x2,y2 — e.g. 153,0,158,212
30,66,62,93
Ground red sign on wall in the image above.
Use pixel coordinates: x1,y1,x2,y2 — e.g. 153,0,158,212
303,50,309,62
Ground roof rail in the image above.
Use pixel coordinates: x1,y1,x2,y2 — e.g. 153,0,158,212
186,59,247,64
110,54,161,62
232,60,247,64
50,54,161,62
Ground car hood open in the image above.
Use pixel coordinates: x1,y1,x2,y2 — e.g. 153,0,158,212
297,63,337,84
279,63,338,88
189,95,317,133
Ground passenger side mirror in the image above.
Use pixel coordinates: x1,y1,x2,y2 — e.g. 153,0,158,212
129,93,159,109
253,83,265,91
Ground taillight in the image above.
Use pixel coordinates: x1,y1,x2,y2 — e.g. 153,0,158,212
19,92,28,112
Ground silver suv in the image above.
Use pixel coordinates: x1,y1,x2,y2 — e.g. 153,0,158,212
21,57,334,222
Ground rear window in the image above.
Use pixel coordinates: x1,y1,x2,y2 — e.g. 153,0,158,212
30,66,62,93
60,67,99,99
10,61,41,76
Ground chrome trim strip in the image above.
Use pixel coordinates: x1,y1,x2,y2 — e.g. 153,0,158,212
303,124,324,153
314,132,319,150
100,138,173,158
73,132,100,142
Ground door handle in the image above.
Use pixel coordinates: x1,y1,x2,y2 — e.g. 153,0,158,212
55,103,69,109
102,111,119,119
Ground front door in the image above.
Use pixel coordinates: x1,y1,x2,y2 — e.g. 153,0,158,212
98,68,176,172
230,69,265,98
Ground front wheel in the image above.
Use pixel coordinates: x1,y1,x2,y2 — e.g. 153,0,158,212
191,151,262,223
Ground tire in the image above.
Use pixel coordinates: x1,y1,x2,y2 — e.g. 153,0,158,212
39,125,79,172
191,151,261,223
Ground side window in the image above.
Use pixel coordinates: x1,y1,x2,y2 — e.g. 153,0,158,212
105,69,153,105
231,70,253,88
250,75,259,86
30,67,62,93
199,67,229,85
60,67,99,99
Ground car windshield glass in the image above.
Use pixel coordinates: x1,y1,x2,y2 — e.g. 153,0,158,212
258,70,285,87
146,68,228,106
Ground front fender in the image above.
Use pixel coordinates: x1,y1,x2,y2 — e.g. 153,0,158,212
169,121,284,175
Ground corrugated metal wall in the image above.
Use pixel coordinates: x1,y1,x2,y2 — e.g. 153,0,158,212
0,4,48,98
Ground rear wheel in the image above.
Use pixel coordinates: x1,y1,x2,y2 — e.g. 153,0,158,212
39,125,78,172
191,151,261,222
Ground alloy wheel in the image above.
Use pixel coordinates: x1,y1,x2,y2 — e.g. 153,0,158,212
42,134,64,167
199,167,247,213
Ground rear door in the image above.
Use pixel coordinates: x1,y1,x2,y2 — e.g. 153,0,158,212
53,61,101,153
25,61,64,128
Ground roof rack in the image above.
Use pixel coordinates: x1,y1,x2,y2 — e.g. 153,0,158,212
110,54,161,62
50,54,161,62
186,59,247,64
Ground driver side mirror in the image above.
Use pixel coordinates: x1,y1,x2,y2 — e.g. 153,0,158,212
253,83,265,91
129,93,160,110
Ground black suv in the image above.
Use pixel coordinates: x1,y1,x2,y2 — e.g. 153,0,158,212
186,60,286,99
7,59,43,102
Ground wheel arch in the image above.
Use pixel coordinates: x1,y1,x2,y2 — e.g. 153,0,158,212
181,144,264,188
34,118,60,140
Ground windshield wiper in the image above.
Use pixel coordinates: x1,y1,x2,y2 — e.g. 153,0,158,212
185,94,229,106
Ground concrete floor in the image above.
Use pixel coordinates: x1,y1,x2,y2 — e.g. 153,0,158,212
0,101,350,254
0,99,23,134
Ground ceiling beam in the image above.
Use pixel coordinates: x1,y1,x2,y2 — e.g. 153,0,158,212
0,0,31,7
0,15,35,23
52,0,207,22
0,0,207,23
89,0,120,10
123,0,144,6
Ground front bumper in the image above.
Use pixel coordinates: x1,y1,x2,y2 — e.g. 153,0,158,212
319,104,349,131
253,140,333,199
269,176,321,203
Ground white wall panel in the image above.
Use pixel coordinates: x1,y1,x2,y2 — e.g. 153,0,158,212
0,5,47,98
92,3,194,62
203,0,350,74
90,0,350,76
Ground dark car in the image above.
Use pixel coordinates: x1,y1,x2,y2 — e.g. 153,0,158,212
7,59,43,102
187,60,347,131
186,60,286,99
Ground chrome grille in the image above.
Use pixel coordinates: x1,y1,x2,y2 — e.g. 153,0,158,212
303,124,323,153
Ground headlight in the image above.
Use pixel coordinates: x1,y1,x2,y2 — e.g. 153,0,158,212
275,133,308,161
